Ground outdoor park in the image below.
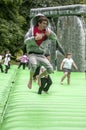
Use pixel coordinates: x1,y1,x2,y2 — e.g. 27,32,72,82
0,1,86,130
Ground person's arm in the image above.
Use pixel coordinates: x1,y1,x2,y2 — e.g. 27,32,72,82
46,28,65,56
60,60,64,70
73,61,78,70
24,28,36,45
24,28,37,48
46,28,57,41
24,28,34,40
56,41,65,56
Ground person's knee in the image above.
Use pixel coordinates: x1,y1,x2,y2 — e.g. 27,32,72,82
49,81,52,86
64,72,68,76
30,65,38,73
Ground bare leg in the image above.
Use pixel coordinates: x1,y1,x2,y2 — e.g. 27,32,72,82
60,72,68,84
67,73,70,85
28,70,34,89
38,70,48,87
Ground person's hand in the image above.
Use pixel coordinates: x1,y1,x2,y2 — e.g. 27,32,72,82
35,33,42,40
45,75,48,78
45,30,51,37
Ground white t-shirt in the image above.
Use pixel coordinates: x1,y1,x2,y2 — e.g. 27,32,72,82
0,55,3,63
4,56,10,66
5,54,11,61
63,58,74,70
40,66,46,74
40,66,48,78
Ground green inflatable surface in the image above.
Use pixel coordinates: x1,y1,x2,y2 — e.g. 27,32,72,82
0,65,86,130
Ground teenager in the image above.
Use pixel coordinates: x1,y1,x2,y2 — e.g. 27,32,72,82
24,13,64,89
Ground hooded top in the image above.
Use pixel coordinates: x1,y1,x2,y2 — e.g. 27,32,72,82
24,13,64,55
30,13,50,28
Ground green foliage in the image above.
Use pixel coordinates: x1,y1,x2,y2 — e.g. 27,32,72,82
0,18,24,53
80,0,86,4
0,0,26,54
0,0,85,55
20,0,84,25
0,0,23,5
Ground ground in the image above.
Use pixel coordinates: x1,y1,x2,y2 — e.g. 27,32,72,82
0,65,86,130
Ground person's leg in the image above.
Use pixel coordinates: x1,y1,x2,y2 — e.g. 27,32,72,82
33,66,41,81
37,70,48,87
43,75,52,92
38,55,54,74
67,73,70,85
8,62,10,69
23,63,26,69
18,62,22,69
28,70,35,89
38,78,46,94
85,70,86,80
37,55,54,86
5,65,9,73
27,54,38,89
60,72,68,84
0,64,3,72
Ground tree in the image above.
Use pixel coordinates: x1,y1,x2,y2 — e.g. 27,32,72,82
0,0,26,55
0,0,85,56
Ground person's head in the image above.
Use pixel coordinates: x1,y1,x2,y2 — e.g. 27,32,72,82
6,50,10,54
31,13,49,28
37,16,48,30
44,53,50,61
65,53,72,59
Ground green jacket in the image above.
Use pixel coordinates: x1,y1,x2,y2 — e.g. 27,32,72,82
24,13,64,55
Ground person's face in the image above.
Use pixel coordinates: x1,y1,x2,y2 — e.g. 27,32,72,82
7,51,10,53
38,21,47,30
67,54,72,59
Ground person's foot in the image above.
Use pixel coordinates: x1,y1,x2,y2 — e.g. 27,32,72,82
38,92,41,94
44,91,48,94
60,82,63,85
28,80,32,89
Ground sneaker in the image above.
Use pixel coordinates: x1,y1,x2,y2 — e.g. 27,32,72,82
38,92,41,94
61,82,63,85
44,91,48,94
